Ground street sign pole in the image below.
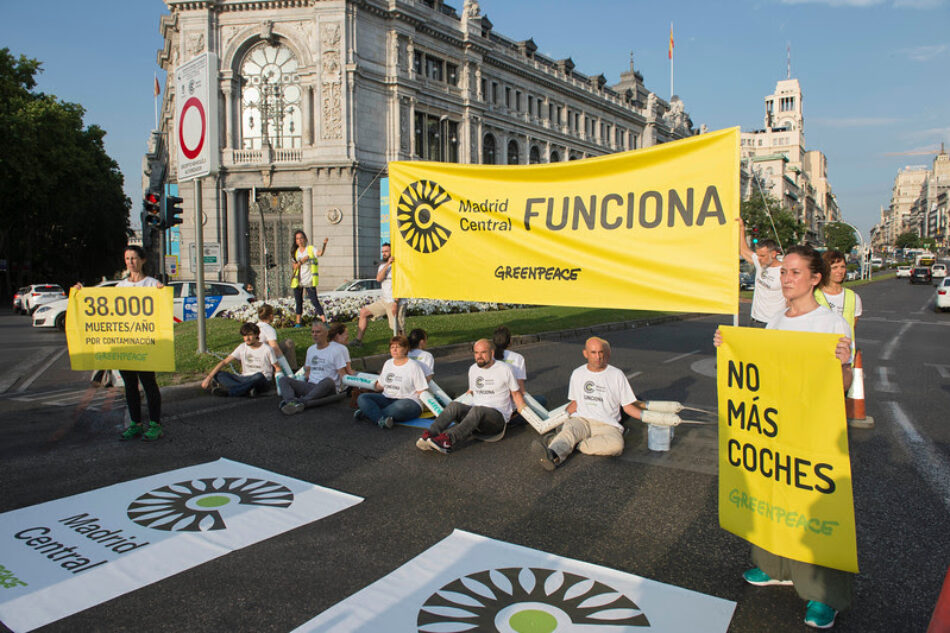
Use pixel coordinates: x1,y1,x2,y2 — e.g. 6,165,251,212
195,178,206,353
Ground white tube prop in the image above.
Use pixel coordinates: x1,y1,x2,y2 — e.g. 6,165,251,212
276,356,294,378
642,400,683,414
428,380,452,407
523,393,549,418
343,372,379,390
641,410,682,427
519,407,570,435
546,402,570,418
419,390,443,416
454,391,474,406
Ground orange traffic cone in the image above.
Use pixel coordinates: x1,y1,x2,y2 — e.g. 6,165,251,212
847,349,874,429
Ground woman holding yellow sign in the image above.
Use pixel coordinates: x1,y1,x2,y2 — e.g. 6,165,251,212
715,244,853,629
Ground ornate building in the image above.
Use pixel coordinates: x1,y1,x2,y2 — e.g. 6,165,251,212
144,0,696,294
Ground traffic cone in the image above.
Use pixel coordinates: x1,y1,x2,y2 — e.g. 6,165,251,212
846,349,874,429
927,566,950,633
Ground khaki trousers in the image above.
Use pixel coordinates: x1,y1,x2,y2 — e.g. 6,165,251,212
548,417,624,460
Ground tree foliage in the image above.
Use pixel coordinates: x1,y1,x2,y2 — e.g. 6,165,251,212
895,231,920,249
0,48,130,294
740,191,806,251
823,222,858,255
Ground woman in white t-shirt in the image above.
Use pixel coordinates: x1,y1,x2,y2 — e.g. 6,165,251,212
407,328,435,380
715,244,854,630
492,325,547,418
256,304,294,376
355,335,428,429
290,230,328,328
327,322,355,377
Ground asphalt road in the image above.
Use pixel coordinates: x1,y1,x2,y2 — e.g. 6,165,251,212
0,273,948,633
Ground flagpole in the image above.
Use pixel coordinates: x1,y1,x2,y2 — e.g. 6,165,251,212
669,22,674,100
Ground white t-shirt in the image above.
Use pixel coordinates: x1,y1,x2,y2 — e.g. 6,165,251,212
819,289,863,320
306,343,349,390
230,342,277,379
751,258,786,323
468,360,520,422
766,305,850,337
378,262,393,302
257,321,278,344
408,348,435,377
502,349,527,381
378,359,429,404
296,247,314,286
117,276,161,288
568,364,636,430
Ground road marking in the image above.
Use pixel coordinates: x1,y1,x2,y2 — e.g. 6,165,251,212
924,363,950,379
883,401,950,510
9,386,124,411
880,322,912,361
17,347,67,392
861,316,950,328
875,366,898,393
175,399,257,419
663,349,700,364
918,296,933,312
625,370,643,380
0,347,60,393
690,357,717,378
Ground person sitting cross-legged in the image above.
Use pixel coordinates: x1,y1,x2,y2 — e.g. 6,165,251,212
201,322,281,397
355,335,428,429
277,321,350,415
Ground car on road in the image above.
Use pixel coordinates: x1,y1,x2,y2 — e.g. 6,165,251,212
21,284,67,314
896,266,912,279
931,263,947,280
910,266,932,285
739,272,754,291
168,280,256,322
12,286,31,314
319,278,383,301
936,278,950,312
32,280,121,330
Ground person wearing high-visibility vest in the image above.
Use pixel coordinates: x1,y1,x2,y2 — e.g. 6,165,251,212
291,230,328,328
814,249,862,341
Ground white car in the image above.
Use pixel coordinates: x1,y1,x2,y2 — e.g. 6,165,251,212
319,278,383,302
32,281,120,330
931,263,947,280
936,278,950,312
22,284,66,314
895,266,912,279
169,281,256,322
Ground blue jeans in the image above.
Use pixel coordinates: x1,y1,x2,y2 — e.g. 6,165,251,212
357,393,422,424
216,372,269,397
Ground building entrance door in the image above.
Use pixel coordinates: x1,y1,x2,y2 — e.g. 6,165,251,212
247,190,302,300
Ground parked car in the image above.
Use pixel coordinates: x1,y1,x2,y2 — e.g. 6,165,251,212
12,286,31,314
936,278,950,312
845,269,860,281
739,272,754,291
910,267,932,285
32,280,120,330
931,263,947,280
21,284,66,314
319,278,383,301
168,281,256,322
895,266,912,279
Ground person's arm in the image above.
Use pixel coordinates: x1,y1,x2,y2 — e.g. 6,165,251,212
517,378,526,392
266,339,285,359
835,336,854,392
738,218,755,265
622,402,643,421
317,238,328,257
201,355,235,389
512,389,526,412
376,260,392,282
566,401,578,415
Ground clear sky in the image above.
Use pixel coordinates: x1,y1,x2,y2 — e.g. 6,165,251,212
2,0,947,241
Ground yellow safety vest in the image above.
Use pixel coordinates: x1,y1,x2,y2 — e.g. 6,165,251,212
290,245,319,288
814,287,856,336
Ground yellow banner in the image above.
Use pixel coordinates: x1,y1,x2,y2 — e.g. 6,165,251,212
66,287,175,372
717,326,858,573
389,127,739,313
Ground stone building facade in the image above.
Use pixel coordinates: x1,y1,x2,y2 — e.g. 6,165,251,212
872,147,950,251
143,0,696,295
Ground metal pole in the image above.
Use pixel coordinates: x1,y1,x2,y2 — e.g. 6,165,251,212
195,178,207,353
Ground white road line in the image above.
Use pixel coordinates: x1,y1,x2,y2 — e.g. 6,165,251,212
17,347,67,392
924,363,950,379
919,296,933,312
883,401,950,510
662,349,700,364
875,366,898,393
0,347,59,393
625,370,643,380
880,322,912,361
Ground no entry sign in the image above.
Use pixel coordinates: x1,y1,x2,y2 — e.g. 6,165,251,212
175,53,218,180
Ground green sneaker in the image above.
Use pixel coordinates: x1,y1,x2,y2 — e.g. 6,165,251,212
141,421,164,442
742,567,793,586
119,423,144,441
804,601,837,629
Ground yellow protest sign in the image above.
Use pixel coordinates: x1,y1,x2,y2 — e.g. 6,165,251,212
389,127,740,314
717,326,858,573
65,287,175,372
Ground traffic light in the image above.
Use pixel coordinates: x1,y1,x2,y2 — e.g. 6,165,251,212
752,226,760,245
165,195,184,228
265,252,276,269
143,189,165,230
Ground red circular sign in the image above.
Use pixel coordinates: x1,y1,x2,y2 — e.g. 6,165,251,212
178,97,206,160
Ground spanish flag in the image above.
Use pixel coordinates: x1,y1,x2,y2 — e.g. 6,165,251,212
668,23,674,60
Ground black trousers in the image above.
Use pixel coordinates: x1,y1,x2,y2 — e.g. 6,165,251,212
119,370,161,424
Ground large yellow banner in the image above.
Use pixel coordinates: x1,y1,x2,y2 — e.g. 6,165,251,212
66,287,175,372
389,127,739,313
717,326,858,573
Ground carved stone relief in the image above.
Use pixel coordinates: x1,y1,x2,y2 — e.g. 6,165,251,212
186,32,205,58
399,102,409,151
223,26,240,52
320,23,343,140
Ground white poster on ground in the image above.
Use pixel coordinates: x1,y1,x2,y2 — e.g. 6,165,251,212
0,458,362,633
293,529,735,633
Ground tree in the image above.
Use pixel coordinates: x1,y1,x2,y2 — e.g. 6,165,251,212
895,232,920,249
0,48,130,296
823,222,858,255
740,191,806,250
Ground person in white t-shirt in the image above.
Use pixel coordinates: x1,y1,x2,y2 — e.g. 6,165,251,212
356,335,429,429
814,250,862,342
256,304,295,376
714,244,854,630
532,337,642,470
201,322,281,397
277,321,351,415
739,218,786,327
492,325,547,417
352,243,405,345
407,328,435,380
417,339,526,454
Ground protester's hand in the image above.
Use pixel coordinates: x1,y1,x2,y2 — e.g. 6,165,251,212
323,237,329,245
72,282,83,291
835,337,852,365
713,328,723,348
201,376,212,390
156,282,165,289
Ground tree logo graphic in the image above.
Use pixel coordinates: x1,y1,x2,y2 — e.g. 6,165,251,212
127,477,294,532
397,180,453,254
417,567,650,632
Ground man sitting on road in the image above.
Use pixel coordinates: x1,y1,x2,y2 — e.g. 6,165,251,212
277,321,350,415
532,337,641,471
739,219,785,327
416,338,526,454
201,323,281,397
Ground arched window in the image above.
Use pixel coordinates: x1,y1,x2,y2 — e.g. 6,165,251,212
507,139,520,165
240,42,302,149
529,145,541,164
483,133,496,165
549,150,560,163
